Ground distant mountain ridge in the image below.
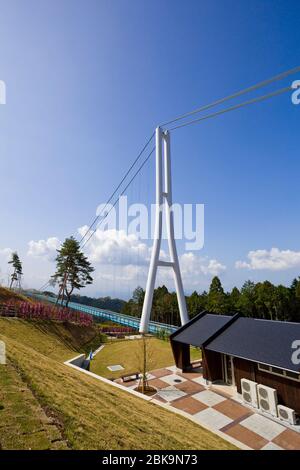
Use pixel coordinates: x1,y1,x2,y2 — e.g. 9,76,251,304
42,291,125,313
69,294,125,313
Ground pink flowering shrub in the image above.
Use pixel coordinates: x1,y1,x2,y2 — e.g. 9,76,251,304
0,301,93,326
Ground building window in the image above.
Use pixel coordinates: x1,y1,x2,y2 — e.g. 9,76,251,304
285,370,300,381
271,367,284,376
258,363,269,372
258,363,300,382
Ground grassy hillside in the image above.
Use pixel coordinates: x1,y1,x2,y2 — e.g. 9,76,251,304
0,286,32,303
0,318,104,359
0,361,68,449
0,318,236,450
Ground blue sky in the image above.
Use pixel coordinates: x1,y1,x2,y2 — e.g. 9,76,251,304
0,0,299,298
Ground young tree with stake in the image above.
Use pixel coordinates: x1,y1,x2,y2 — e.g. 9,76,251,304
135,335,156,394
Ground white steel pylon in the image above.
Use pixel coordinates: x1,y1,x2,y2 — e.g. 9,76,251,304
139,127,189,333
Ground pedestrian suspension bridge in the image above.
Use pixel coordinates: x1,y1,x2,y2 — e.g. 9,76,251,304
31,293,177,335
36,66,300,334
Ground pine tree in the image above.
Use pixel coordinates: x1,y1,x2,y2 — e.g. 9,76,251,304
187,290,206,318
132,286,145,309
8,252,22,289
230,287,241,312
237,280,257,317
206,276,228,314
51,237,94,307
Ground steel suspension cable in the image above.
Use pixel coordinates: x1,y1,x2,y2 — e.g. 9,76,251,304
81,146,155,249
78,131,155,245
161,65,300,128
168,85,292,131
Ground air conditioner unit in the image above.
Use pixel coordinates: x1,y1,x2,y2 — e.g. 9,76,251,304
241,378,258,408
257,384,278,417
277,404,297,425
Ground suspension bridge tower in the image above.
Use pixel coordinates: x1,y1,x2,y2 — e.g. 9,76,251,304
139,127,189,333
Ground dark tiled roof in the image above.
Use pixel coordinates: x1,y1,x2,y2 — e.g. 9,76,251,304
171,312,233,347
171,312,300,372
206,317,300,372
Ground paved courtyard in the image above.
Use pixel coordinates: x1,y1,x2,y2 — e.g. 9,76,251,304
116,366,300,450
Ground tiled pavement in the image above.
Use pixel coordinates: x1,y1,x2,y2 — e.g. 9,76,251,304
115,367,300,450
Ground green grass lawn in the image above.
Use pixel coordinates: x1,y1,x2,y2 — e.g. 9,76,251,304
0,318,234,450
90,337,201,379
0,362,68,449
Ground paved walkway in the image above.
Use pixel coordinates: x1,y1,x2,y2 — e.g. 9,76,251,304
116,366,300,450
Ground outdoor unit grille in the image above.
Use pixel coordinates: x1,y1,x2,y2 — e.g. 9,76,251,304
241,378,258,408
277,404,297,425
257,384,278,417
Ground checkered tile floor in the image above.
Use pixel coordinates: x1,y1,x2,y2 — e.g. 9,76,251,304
115,367,300,450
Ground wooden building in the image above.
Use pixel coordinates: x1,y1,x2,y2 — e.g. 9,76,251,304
170,312,300,414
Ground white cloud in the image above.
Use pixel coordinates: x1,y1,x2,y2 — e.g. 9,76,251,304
78,226,154,266
153,253,226,290
0,248,13,286
205,259,227,276
95,265,145,283
27,237,61,261
0,247,13,261
81,226,225,276
235,247,300,271
180,252,226,277
78,227,227,292
24,228,226,295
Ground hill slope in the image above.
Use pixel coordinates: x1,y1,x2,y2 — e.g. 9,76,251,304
0,286,32,303
0,318,236,450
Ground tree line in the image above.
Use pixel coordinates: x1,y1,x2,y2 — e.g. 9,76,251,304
122,276,300,324
68,294,125,312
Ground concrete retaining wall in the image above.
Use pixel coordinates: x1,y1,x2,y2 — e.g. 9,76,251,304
67,354,90,371
0,340,6,364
